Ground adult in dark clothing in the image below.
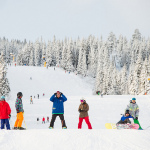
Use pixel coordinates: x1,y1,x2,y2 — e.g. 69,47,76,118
49,91,67,129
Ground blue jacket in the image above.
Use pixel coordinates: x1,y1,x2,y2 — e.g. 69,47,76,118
50,94,67,114
121,115,133,121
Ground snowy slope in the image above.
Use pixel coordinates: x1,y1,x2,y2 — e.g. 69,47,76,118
0,66,150,150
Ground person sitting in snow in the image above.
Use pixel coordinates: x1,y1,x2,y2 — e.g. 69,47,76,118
116,110,133,125
126,97,142,129
78,98,92,129
49,91,67,129
0,96,11,130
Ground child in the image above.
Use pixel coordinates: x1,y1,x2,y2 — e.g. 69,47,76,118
0,96,11,130
14,92,25,130
78,98,92,129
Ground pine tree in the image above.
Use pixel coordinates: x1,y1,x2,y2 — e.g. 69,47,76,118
0,53,10,97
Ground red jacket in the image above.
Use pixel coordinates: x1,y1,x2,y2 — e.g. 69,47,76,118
0,101,11,119
42,118,45,121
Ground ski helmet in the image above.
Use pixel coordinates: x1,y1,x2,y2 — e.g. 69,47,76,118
17,92,23,98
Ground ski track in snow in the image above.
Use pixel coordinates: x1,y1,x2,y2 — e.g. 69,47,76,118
0,66,150,150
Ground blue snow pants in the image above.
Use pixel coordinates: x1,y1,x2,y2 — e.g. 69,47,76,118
1,119,10,130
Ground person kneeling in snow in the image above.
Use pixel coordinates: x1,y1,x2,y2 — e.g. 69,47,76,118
0,96,11,130
78,99,92,129
49,91,67,129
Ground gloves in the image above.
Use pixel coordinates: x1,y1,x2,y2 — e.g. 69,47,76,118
79,109,84,112
9,114,11,118
136,117,138,120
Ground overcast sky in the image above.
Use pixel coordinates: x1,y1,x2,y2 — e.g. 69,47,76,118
0,0,150,42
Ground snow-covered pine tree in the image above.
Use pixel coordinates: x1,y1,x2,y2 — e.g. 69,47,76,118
0,53,10,97
65,39,74,72
34,40,42,66
46,41,53,67
29,43,35,66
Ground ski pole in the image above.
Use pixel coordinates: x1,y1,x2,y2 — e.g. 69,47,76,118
24,120,27,129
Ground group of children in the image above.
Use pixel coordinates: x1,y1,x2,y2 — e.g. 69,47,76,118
0,91,142,130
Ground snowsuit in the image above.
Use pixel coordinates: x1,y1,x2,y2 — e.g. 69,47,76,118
78,102,92,129
0,100,11,130
126,101,142,129
49,94,67,128
14,97,24,128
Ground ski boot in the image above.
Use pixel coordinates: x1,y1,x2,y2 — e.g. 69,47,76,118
62,127,67,129
49,127,53,129
13,127,18,130
17,127,26,130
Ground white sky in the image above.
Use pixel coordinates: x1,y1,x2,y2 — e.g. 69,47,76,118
0,0,150,42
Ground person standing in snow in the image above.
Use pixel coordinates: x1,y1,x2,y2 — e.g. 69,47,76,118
37,94,39,99
30,96,33,104
14,92,25,130
78,99,92,129
42,117,45,124
49,91,67,129
126,98,142,129
0,96,11,130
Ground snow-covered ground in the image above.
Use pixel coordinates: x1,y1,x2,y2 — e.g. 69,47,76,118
1,66,150,150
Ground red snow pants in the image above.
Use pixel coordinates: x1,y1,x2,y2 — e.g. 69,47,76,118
78,116,92,129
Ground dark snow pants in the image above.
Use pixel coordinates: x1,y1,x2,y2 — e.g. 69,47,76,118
1,119,10,130
50,114,67,128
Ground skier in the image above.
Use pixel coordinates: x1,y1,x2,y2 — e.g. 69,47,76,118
37,94,39,99
14,92,25,130
30,96,33,104
42,117,45,124
43,93,45,96
126,98,142,129
49,91,67,129
0,96,11,130
78,99,92,129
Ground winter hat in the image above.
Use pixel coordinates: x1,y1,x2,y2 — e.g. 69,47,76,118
125,110,130,115
132,98,136,100
1,96,5,100
57,91,61,94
